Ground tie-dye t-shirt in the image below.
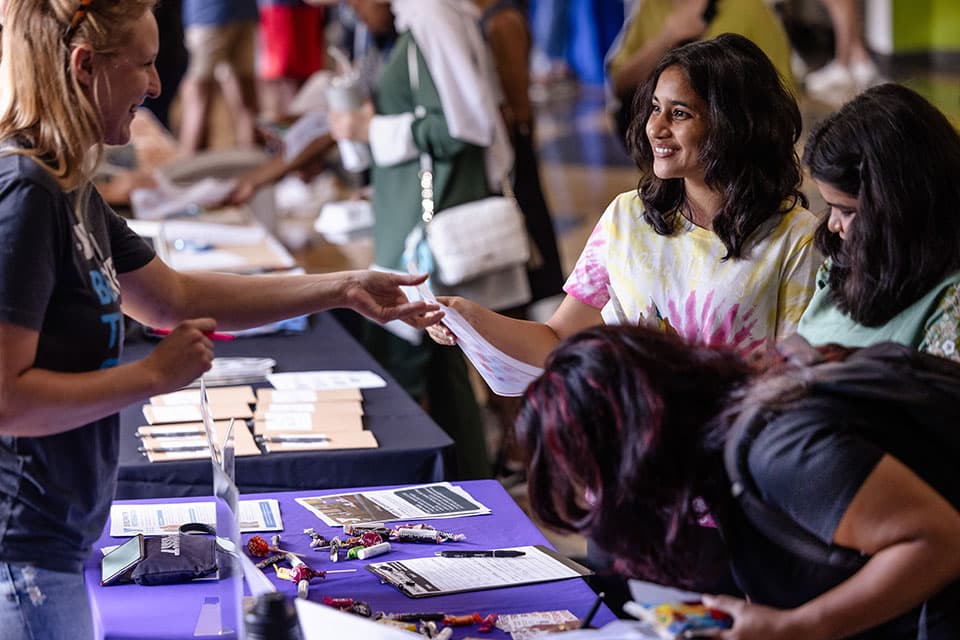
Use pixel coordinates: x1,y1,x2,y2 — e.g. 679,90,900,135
564,191,821,354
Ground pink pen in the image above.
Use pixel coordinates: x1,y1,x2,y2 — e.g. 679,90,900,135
150,327,236,342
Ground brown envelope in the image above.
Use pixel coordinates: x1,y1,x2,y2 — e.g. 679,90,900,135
260,431,378,452
255,388,362,404
139,421,261,462
142,402,254,424
252,411,363,434
149,385,257,406
253,400,363,421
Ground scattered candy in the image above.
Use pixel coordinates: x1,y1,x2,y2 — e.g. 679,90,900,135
246,535,270,558
304,528,328,549
443,614,475,626
323,596,354,610
474,612,498,633
254,553,285,569
246,534,305,559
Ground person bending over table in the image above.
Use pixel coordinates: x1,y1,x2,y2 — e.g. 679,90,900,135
428,34,820,367
798,83,960,361
518,325,960,639
0,3,440,639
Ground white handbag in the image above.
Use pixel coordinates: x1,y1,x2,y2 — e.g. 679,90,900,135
417,191,530,287
402,42,530,287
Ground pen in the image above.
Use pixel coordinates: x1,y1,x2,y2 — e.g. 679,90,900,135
149,327,236,341
434,550,526,558
257,435,331,443
138,444,209,454
136,428,204,438
581,591,605,629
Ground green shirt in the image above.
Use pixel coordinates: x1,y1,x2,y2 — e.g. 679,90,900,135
371,32,489,269
797,262,960,350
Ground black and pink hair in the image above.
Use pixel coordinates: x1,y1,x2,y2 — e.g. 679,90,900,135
517,325,751,584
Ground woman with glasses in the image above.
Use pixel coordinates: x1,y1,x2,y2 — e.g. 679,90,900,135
798,84,960,361
0,3,439,637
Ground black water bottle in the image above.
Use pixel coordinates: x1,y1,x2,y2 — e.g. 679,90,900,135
245,593,301,640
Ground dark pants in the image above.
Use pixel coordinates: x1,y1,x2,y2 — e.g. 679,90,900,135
362,322,491,480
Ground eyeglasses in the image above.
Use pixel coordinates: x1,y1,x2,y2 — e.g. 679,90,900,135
63,0,94,42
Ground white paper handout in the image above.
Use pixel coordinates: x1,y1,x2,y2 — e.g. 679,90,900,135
365,545,591,598
418,285,543,396
296,482,491,527
283,110,331,162
295,598,418,640
109,499,283,537
267,370,386,391
131,172,237,220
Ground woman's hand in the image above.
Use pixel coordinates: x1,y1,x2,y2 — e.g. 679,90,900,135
425,296,481,346
426,322,457,346
339,271,442,328
328,101,375,143
699,595,806,640
140,318,216,393
224,177,258,205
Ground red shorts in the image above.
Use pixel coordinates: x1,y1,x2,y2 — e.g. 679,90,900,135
258,5,325,81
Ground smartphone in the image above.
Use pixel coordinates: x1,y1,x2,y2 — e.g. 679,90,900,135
101,534,145,586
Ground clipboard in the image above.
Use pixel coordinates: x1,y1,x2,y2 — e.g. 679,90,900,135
365,545,592,598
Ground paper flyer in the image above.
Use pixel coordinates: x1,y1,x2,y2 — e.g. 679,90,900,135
109,499,283,537
417,284,543,397
296,482,490,527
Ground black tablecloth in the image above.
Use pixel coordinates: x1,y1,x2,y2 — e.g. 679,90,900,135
116,313,453,498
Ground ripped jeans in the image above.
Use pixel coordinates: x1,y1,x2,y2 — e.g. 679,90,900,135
0,563,93,640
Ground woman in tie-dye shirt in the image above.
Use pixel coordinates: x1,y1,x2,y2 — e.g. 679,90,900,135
428,34,820,370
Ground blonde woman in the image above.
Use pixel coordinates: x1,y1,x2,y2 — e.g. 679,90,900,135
0,2,438,637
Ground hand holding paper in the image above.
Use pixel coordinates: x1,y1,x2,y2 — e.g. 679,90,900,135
417,286,543,397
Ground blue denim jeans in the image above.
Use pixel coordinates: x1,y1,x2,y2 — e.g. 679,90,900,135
0,563,93,640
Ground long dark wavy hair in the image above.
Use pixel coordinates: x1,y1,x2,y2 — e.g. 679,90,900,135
517,326,752,585
803,83,960,326
627,33,805,259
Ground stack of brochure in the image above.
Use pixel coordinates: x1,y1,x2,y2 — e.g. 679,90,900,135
136,386,262,462
253,387,377,453
187,357,277,388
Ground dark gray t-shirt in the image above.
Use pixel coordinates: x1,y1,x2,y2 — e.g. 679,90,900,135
0,153,154,572
728,398,960,638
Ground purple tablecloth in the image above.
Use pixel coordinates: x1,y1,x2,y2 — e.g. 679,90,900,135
86,480,614,639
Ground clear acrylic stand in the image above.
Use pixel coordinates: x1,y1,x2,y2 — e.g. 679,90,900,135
193,382,245,638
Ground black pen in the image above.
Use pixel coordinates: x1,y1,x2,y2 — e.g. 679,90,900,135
257,435,331,443
138,444,209,454
434,550,526,558
136,428,204,438
581,591,605,629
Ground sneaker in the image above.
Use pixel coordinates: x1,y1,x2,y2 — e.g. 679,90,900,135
850,57,881,90
805,59,854,94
